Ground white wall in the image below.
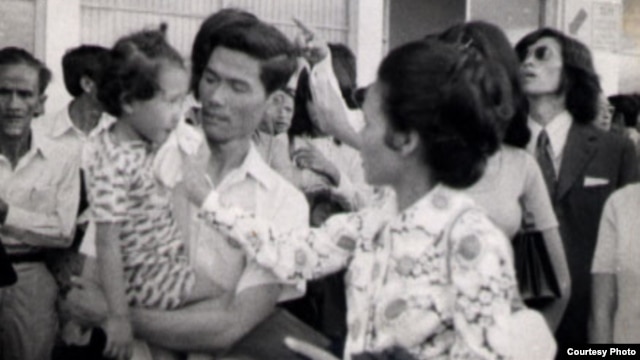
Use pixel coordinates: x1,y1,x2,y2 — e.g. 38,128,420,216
42,0,385,110
353,0,385,86
561,0,622,95
43,0,80,115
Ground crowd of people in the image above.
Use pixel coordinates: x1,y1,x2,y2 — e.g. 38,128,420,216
1,7,639,360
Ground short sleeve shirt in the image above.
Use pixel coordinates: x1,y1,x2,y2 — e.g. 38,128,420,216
592,184,640,342
467,145,558,239
84,131,187,268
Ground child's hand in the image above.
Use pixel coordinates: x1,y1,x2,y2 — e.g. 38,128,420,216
183,156,213,207
103,315,133,360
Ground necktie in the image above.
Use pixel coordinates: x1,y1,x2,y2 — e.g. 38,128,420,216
536,129,556,198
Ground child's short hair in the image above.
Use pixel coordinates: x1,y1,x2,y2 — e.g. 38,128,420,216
62,45,110,97
0,46,51,95
98,27,184,117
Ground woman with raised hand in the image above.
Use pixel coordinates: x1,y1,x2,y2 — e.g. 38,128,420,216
185,38,521,359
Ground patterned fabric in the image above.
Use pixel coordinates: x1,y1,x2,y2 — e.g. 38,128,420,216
199,185,519,359
84,131,194,310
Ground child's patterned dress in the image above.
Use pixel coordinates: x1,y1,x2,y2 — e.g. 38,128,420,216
84,130,195,310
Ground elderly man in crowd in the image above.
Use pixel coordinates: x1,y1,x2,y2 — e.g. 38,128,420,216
0,47,80,360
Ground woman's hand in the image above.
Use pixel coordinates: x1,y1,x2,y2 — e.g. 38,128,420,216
293,18,330,66
285,337,340,360
183,157,213,207
103,315,134,360
291,142,341,186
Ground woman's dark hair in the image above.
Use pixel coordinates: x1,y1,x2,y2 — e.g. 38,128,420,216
609,94,640,127
515,28,601,124
288,67,316,138
439,21,530,147
377,39,511,188
328,43,358,109
190,12,297,99
98,26,184,117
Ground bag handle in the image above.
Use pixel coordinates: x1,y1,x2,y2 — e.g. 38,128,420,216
518,196,537,232
444,207,475,284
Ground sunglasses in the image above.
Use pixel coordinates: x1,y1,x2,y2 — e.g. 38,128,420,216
525,45,556,62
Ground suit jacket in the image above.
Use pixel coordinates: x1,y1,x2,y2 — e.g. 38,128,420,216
551,123,638,345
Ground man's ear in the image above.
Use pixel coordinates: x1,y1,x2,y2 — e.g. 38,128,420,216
79,75,96,95
34,94,48,117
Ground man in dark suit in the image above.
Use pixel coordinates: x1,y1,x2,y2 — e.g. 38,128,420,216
516,29,639,348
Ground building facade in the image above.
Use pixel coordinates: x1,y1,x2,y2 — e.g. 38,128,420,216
1,0,638,116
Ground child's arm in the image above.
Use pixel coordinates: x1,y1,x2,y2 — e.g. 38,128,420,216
96,221,133,360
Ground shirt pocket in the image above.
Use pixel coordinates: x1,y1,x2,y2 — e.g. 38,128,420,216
11,181,57,214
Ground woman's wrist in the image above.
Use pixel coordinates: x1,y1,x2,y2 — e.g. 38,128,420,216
200,190,220,211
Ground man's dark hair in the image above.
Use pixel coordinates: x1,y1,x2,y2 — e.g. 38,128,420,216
609,94,640,128
62,45,110,97
190,8,259,97
516,28,601,124
190,11,297,99
0,46,51,95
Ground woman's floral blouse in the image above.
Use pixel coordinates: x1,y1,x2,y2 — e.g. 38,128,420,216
199,185,519,359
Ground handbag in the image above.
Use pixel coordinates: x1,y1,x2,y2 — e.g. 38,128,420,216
512,204,561,304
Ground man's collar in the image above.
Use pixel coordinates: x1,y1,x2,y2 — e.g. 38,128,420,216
29,126,54,159
544,110,572,135
528,110,572,129
50,105,114,138
527,111,573,151
49,106,75,138
235,143,277,191
198,141,277,191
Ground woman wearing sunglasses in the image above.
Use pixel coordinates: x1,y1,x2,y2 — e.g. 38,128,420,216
186,38,521,359
515,28,638,348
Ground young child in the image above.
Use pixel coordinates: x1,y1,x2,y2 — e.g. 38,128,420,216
83,28,221,359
